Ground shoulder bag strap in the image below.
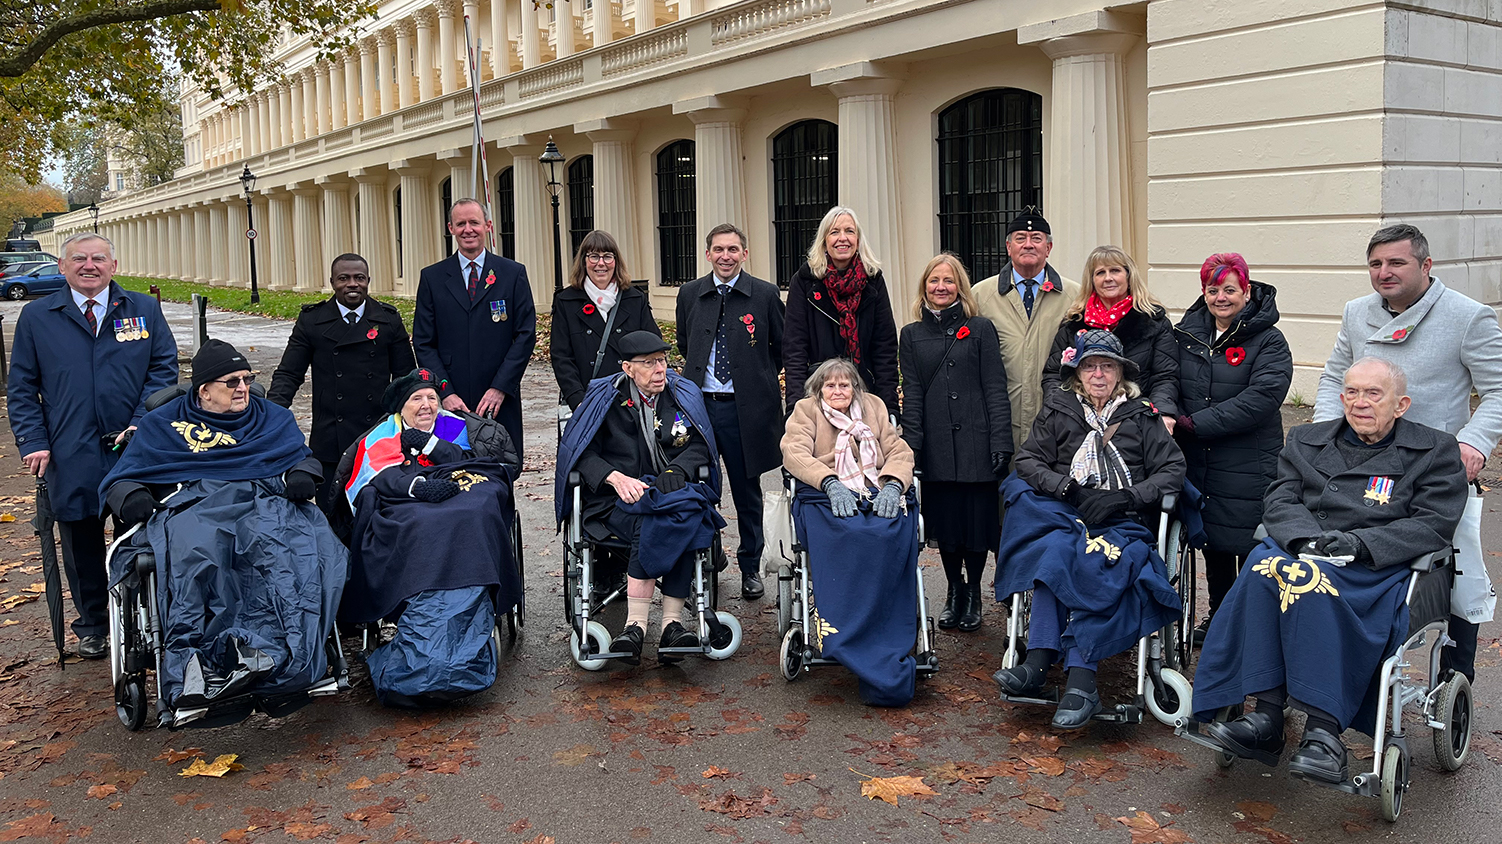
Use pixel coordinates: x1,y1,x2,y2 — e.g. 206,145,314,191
589,297,624,380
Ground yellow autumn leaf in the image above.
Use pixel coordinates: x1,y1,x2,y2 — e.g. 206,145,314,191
854,770,937,806
178,754,245,778
0,513,15,522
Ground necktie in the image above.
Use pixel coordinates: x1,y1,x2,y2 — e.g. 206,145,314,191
713,284,731,384
83,299,98,336
467,262,480,303
346,312,359,326
1021,280,1036,319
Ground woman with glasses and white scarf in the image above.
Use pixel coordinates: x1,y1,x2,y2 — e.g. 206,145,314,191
550,230,663,410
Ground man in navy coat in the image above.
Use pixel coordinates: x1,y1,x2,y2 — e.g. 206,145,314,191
6,232,178,658
412,199,536,455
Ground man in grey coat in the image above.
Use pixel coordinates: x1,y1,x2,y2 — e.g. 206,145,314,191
675,224,786,600
1314,223,1502,682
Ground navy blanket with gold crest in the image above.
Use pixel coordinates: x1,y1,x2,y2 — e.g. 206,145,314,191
100,394,311,494
1193,537,1411,732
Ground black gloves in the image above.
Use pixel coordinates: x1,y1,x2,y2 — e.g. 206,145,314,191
1077,489,1133,524
283,470,318,502
1175,415,1196,435
822,476,858,519
1060,480,1083,505
653,467,687,494
1309,530,1365,560
117,488,156,524
413,478,461,503
400,427,432,456
991,452,1013,479
873,480,904,519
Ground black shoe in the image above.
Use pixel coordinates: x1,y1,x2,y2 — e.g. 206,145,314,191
1204,711,1285,766
1051,687,1102,730
992,663,1048,697
77,635,108,660
958,583,984,632
610,624,644,666
657,621,701,664
1287,727,1349,784
741,572,765,600
938,583,962,629
1191,614,1214,646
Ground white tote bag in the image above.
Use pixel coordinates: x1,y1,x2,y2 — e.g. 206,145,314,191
761,486,793,575
1452,489,1496,624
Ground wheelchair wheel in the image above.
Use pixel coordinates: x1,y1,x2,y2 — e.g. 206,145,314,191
705,612,742,660
780,625,805,681
115,676,148,731
570,620,612,671
775,565,794,635
510,512,525,628
1145,668,1194,726
1380,742,1408,821
1433,672,1472,772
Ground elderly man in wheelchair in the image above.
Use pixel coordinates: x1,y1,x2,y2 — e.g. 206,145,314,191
1191,357,1469,801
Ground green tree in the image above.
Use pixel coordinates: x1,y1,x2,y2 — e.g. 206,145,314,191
0,173,67,230
58,124,110,204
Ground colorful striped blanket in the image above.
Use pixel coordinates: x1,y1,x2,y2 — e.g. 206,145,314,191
344,411,472,510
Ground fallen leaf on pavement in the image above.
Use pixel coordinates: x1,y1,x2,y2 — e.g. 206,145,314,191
552,744,594,766
86,784,118,799
154,748,204,764
856,771,938,806
701,766,738,779
1115,810,1195,844
179,755,245,778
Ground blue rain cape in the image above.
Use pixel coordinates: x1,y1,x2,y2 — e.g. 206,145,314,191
109,477,347,711
792,483,918,707
555,371,720,527
616,481,726,578
100,394,311,495
1192,537,1413,733
365,586,498,708
342,458,519,624
995,474,1181,663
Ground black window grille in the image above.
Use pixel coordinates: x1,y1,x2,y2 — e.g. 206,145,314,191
495,167,516,260
439,176,452,254
772,120,837,287
567,155,594,258
393,186,403,278
936,89,1043,281
655,140,696,286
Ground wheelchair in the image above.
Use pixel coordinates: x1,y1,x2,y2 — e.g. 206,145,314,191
995,492,1195,727
772,469,939,682
561,466,742,669
1174,541,1473,822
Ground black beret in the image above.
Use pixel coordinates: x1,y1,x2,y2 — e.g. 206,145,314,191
618,330,670,359
1006,208,1051,236
191,339,251,390
382,368,443,414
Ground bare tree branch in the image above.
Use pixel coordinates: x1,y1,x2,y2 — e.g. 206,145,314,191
0,0,222,78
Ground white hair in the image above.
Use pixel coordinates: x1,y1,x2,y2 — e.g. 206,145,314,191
59,232,116,261
1347,356,1408,396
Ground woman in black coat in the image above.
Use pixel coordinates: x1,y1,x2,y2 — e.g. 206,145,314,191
550,230,661,409
1041,245,1179,423
783,206,899,412
1172,253,1292,637
899,254,1013,632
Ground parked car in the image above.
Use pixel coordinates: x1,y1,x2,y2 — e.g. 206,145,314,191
3,262,67,299
0,251,57,272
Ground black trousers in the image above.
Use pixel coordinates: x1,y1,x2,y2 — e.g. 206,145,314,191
314,459,351,544
57,515,108,638
1443,615,1479,682
704,396,764,575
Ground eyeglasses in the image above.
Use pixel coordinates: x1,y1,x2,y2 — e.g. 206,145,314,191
213,373,258,389
1078,361,1118,373
585,252,616,265
628,356,668,369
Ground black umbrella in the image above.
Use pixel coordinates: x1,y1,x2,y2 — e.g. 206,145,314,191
32,478,67,668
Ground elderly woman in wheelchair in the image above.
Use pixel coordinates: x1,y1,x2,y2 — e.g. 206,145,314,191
992,330,1186,730
1188,358,1469,817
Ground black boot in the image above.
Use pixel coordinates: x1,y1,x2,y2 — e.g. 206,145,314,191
1288,727,1349,784
1204,710,1285,766
938,581,963,629
958,583,984,631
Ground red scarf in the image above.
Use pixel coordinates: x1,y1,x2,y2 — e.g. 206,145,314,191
1083,293,1134,329
823,258,868,364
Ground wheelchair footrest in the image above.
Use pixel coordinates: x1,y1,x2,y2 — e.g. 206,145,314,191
659,646,707,657
1001,690,1143,724
1289,770,1370,797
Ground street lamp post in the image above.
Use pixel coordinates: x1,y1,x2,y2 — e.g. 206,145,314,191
87,202,99,234
540,138,565,293
239,166,261,305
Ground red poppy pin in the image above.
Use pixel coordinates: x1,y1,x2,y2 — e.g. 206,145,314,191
622,398,634,408
813,292,822,300
1225,347,1247,366
366,326,379,340
1040,280,1055,293
582,303,596,315
484,270,496,288
956,326,971,339
1391,327,1410,341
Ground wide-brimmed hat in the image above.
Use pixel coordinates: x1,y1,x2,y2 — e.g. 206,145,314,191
1060,329,1139,379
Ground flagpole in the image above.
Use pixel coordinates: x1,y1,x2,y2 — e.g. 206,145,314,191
463,14,496,254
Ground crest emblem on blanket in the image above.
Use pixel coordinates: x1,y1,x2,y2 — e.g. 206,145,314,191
1253,555,1340,613
1081,526,1122,561
170,421,238,453
447,469,489,492
810,609,839,651
1364,476,1393,506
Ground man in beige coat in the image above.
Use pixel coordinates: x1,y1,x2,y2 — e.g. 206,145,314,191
971,210,1080,457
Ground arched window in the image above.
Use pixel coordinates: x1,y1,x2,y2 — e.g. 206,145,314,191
937,89,1043,281
567,155,594,258
656,140,696,286
495,167,516,260
772,119,837,287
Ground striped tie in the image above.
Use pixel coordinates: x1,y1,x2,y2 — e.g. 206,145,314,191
83,299,98,335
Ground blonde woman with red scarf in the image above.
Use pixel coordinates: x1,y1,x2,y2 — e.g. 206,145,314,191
1040,246,1179,430
782,206,900,415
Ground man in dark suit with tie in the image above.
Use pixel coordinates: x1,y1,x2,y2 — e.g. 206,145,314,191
675,224,785,599
412,198,537,455
269,252,416,524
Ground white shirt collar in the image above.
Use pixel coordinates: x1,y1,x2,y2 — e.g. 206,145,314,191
714,272,741,290
70,285,106,309
338,300,366,321
457,253,485,277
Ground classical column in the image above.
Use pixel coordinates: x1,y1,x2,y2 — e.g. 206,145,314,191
1019,13,1141,282
395,22,415,108
301,70,317,138
490,0,511,77
208,203,228,284
343,51,361,126
579,121,638,270
520,0,540,68
327,61,344,131
439,148,475,204
676,98,747,276
505,141,551,306
438,1,458,94
592,0,613,49
816,62,908,312
416,12,436,102
291,187,324,291
376,32,395,115
555,0,576,58
238,103,251,159
359,40,378,121
170,210,188,281
463,1,481,74
289,75,305,142
318,177,354,276
226,200,248,287
353,169,395,294
635,0,656,34
265,191,296,289
193,207,210,281
258,91,272,152
395,161,440,290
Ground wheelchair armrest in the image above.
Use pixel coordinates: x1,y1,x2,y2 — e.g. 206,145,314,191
696,465,711,483
567,471,581,487
1160,492,1177,512
1409,549,1452,573
1253,524,1269,541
